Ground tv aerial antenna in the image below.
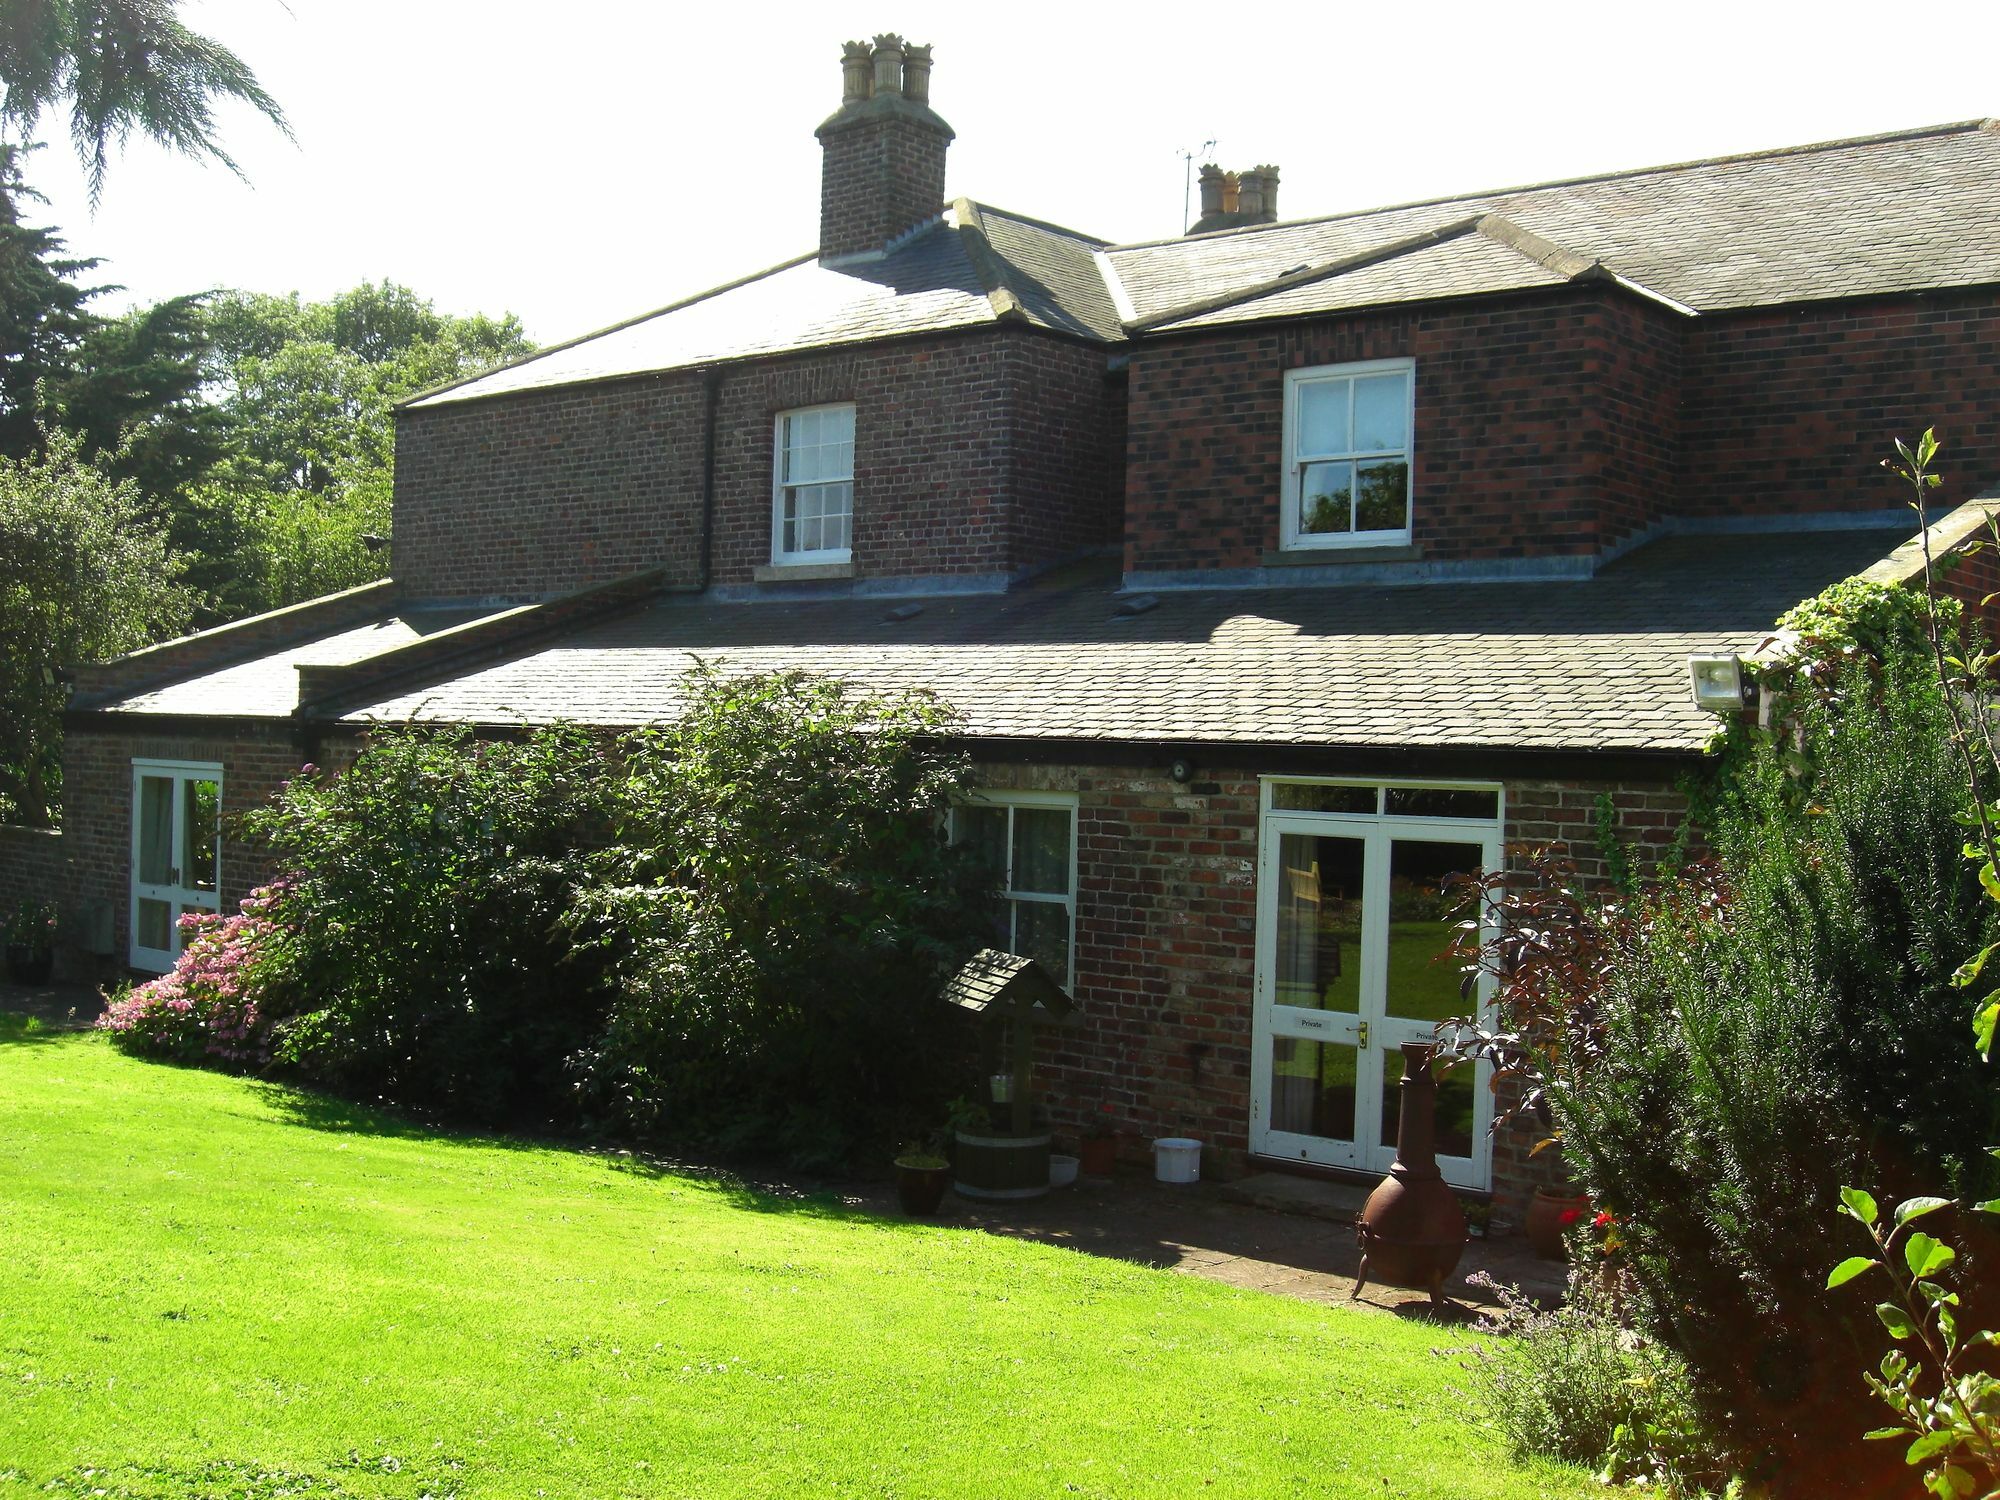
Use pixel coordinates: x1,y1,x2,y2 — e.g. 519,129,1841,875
1179,139,1217,233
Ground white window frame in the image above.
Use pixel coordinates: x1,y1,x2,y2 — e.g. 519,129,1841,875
1279,357,1415,551
129,758,225,973
951,790,1079,986
770,402,855,566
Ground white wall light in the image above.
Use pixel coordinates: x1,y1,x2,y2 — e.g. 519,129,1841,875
1688,653,1753,713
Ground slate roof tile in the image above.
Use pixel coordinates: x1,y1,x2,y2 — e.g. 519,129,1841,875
218,526,1912,758
411,122,2000,409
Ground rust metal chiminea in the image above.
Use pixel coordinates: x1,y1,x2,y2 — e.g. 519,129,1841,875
1352,1041,1468,1306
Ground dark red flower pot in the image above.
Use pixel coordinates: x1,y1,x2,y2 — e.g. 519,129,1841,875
1078,1136,1117,1178
894,1162,951,1216
1526,1188,1591,1260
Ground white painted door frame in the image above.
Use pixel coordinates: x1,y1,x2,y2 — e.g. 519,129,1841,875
129,759,224,972
1249,779,1500,1190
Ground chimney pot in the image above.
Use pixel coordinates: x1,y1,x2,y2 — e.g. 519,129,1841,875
871,33,905,95
1198,163,1224,216
840,40,873,104
1256,163,1280,221
1221,171,1240,215
1237,169,1265,218
903,42,934,103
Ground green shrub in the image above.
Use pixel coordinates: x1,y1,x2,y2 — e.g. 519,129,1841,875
1549,656,2000,1491
570,668,993,1164
245,724,614,1126
1465,1269,1719,1493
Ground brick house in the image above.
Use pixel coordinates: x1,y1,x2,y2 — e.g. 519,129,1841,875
31,34,2000,1217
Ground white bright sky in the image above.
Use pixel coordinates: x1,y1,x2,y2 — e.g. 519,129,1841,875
15,0,2000,346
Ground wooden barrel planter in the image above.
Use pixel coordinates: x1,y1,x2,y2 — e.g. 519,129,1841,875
952,1130,1051,1200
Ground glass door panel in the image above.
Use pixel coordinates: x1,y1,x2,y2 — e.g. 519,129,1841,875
1271,1036,1359,1142
1273,832,1364,1012
1378,1048,1477,1161
1382,839,1481,1024
182,778,220,894
137,775,174,885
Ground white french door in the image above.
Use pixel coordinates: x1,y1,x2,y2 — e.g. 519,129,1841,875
130,760,223,972
1250,780,1500,1189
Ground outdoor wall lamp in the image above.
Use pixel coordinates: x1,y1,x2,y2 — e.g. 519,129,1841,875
1688,653,1757,714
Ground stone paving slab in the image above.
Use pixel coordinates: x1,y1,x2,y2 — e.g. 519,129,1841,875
872,1171,1571,1319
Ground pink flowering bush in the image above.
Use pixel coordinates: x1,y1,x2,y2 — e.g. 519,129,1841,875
97,883,289,1069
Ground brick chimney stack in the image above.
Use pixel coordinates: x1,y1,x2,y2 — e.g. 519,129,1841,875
1188,161,1281,235
816,33,954,263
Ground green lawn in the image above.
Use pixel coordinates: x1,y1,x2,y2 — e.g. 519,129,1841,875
0,1025,1591,1499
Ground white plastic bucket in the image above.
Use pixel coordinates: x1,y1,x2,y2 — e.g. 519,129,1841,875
1152,1137,1202,1184
1048,1153,1080,1188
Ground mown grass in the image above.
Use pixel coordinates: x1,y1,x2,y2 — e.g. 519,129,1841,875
0,1030,1592,1499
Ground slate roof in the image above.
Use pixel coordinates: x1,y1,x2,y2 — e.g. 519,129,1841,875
118,526,1884,758
102,609,496,719
1108,120,2000,330
412,120,2000,409
410,203,1116,409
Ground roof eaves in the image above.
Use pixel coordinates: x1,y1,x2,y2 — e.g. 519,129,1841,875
1126,215,1485,333
398,251,819,410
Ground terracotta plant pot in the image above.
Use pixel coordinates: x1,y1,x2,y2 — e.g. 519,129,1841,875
1525,1187,1592,1260
893,1160,951,1216
1078,1136,1117,1178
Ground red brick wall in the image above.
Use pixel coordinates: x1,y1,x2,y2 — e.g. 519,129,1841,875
0,824,63,934
394,375,709,602
972,761,1688,1218
57,726,358,981
1589,294,1683,546
1122,290,1668,575
817,116,950,260
393,329,1115,600
1006,336,1120,566
1680,290,2000,518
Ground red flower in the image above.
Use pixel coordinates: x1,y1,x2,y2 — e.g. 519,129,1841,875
1558,1206,1584,1227
1593,1210,1616,1229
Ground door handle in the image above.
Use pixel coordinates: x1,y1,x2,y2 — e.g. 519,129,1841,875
1358,1021,1369,1049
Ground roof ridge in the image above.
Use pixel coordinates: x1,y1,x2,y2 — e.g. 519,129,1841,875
1129,216,1484,332
399,251,818,409
966,200,1111,248
949,197,1026,322
1104,118,1993,255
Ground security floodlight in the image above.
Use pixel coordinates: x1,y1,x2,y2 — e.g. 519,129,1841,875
1689,654,1750,713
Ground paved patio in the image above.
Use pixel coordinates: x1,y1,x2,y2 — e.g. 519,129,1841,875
2,979,1568,1318
828,1168,1566,1320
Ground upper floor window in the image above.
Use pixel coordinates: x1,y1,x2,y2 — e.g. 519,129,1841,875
772,403,854,565
1280,359,1413,550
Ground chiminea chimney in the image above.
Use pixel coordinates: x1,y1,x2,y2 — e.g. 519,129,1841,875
816,33,955,262
1187,160,1282,235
